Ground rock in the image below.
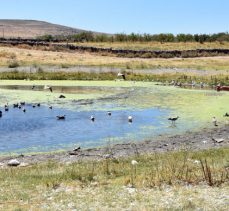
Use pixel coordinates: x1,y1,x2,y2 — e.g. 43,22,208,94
0,162,5,168
7,159,20,167
131,160,138,166
19,162,29,167
212,138,224,143
68,151,79,155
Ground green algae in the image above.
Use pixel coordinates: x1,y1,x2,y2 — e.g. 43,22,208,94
0,80,228,125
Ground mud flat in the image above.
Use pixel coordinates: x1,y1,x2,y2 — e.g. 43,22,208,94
0,125,228,166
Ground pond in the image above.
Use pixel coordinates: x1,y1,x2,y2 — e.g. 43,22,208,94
0,80,228,155
0,105,172,154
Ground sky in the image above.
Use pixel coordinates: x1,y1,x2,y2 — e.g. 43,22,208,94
0,0,228,34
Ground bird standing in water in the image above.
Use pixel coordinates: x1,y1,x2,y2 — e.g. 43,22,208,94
168,116,179,125
91,115,95,122
128,116,133,123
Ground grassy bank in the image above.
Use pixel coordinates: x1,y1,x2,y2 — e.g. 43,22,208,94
0,71,228,85
0,148,228,210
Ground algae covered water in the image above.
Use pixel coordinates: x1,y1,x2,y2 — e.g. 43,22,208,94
0,80,228,154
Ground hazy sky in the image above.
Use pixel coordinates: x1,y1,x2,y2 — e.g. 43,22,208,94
0,0,228,34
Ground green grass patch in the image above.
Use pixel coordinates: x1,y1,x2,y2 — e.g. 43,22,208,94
0,71,228,85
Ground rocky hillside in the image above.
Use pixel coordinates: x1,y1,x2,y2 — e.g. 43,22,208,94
0,19,90,38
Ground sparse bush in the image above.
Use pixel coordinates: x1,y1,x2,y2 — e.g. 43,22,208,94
8,60,20,68
60,63,70,68
140,52,153,58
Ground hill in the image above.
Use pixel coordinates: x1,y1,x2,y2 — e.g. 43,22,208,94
0,19,91,38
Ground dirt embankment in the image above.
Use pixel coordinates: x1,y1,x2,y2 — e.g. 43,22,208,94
1,39,229,59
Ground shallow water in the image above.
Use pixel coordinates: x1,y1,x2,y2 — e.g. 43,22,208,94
0,81,228,154
0,105,175,154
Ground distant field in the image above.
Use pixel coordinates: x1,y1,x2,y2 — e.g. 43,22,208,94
72,41,229,51
1,46,229,71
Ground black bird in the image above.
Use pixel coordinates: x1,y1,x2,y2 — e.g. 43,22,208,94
37,103,40,107
56,115,65,120
32,105,36,108
5,107,9,112
107,111,112,116
59,95,66,99
224,113,229,117
49,106,53,109
168,116,179,124
18,106,22,109
0,111,2,118
13,103,19,108
32,85,35,90
20,102,25,106
23,108,26,113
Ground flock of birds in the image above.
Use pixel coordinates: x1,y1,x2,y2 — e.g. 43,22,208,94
0,83,137,123
0,101,136,124
0,100,181,127
1,83,228,127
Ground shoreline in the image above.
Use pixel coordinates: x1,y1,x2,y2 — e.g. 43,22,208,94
0,125,228,166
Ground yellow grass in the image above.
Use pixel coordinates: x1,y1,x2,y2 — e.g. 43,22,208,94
73,41,229,51
1,46,229,71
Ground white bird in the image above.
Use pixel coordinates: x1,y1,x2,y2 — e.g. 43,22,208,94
44,85,53,92
117,72,126,80
128,116,133,123
91,115,95,122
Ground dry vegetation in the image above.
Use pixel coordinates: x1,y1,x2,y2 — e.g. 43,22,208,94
1,46,229,71
0,83,227,209
0,148,228,210
73,41,229,51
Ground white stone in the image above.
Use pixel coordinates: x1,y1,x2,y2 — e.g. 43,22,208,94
7,159,20,166
131,160,138,165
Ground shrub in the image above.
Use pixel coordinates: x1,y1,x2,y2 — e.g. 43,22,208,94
140,52,153,58
8,60,20,68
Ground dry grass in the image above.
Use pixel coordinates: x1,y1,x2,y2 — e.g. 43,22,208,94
1,46,229,71
73,41,229,51
0,148,228,210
